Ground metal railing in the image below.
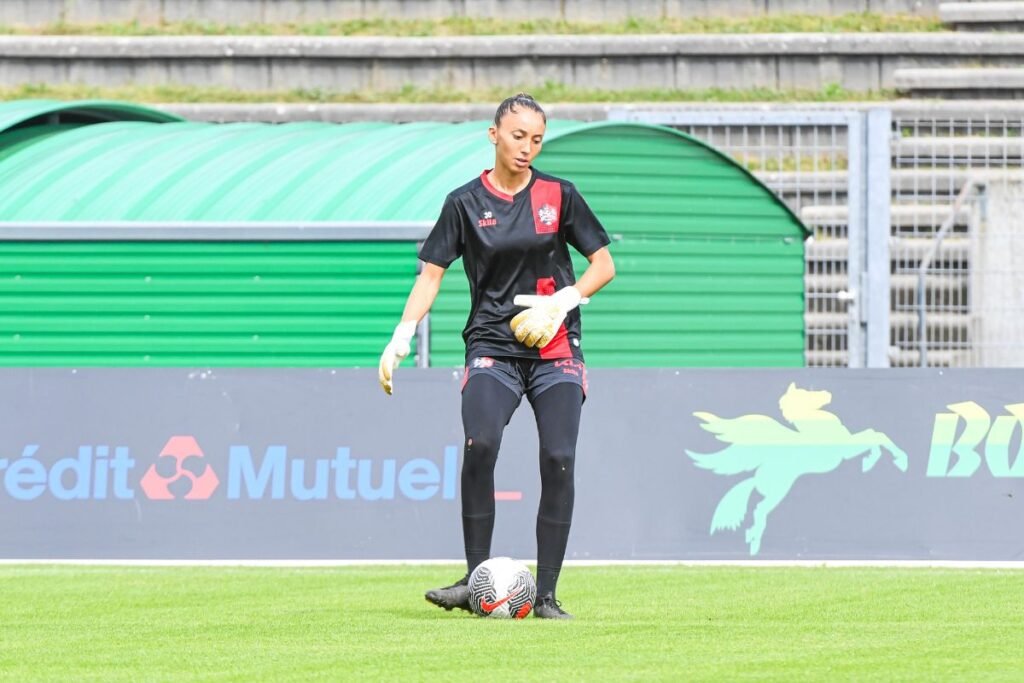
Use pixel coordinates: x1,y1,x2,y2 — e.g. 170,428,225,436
915,178,985,367
607,107,893,368
610,104,1024,368
891,106,1024,367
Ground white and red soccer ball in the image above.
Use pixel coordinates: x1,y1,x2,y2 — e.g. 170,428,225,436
467,557,537,619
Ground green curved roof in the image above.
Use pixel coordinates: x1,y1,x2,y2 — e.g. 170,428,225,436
0,99,183,131
0,101,808,368
0,108,804,231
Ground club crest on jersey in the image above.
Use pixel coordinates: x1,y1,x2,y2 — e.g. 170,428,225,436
537,204,558,227
472,357,495,368
477,210,497,228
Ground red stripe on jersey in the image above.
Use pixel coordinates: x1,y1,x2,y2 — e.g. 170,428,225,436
480,170,513,202
540,327,572,359
535,277,572,359
530,178,562,234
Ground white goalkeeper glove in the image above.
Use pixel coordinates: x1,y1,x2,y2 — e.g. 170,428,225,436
378,320,417,396
510,286,583,349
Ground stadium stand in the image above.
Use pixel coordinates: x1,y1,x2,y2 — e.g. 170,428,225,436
893,2,1024,98
940,1,1024,30
0,33,1018,94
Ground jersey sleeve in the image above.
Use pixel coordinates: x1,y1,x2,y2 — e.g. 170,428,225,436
418,194,466,268
562,183,611,257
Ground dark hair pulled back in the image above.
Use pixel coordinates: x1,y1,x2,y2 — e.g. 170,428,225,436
493,93,546,126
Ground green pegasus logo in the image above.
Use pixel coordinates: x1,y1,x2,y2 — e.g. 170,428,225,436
686,383,909,556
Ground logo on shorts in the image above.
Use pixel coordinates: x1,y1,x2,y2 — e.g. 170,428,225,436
477,210,497,228
554,358,583,377
537,204,557,227
472,357,495,369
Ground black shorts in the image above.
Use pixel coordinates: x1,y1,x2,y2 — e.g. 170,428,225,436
461,356,587,403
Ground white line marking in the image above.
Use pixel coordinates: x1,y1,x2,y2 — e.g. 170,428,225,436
1,559,1024,569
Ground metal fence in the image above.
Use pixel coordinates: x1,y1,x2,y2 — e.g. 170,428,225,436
890,109,1024,368
609,105,1024,369
608,107,892,368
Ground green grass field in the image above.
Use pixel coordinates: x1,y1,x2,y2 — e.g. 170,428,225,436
2,565,1023,681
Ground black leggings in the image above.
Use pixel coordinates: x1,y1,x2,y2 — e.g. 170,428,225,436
460,374,583,599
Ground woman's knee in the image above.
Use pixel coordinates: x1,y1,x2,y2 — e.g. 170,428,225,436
463,431,502,470
539,445,576,478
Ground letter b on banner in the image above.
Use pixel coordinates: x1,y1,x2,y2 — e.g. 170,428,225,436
928,402,1024,477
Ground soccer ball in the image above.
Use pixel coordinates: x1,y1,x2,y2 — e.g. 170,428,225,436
468,557,537,619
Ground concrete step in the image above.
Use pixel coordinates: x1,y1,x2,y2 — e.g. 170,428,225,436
806,348,968,367
888,348,970,366
757,170,848,195
806,310,970,331
806,272,967,293
801,203,973,230
940,2,1024,31
894,67,1024,98
0,33,1021,93
762,169,1021,211
161,99,1024,124
806,236,971,262
756,169,1001,200
805,349,851,366
893,137,1024,164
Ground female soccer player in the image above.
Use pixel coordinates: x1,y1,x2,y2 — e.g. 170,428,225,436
377,93,615,619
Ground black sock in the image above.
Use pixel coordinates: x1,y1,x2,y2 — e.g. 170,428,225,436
463,512,494,574
536,515,572,598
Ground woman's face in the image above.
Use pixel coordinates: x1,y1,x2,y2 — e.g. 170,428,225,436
489,107,546,176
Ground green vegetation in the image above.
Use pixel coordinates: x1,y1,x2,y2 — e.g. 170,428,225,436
0,13,944,37
0,82,896,104
1,564,1022,681
740,154,850,172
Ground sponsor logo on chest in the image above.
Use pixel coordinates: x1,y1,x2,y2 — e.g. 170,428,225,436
477,210,497,228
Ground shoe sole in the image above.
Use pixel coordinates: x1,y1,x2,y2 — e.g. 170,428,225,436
425,592,472,613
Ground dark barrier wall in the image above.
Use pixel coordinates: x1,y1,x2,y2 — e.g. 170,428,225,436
1,369,1022,560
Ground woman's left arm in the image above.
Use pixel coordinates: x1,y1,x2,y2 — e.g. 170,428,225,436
572,246,615,299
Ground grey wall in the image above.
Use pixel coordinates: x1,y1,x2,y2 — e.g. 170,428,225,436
1,368,1022,561
1,0,941,27
157,100,1024,124
1,34,1020,93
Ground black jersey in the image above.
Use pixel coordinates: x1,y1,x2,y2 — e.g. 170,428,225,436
419,169,611,362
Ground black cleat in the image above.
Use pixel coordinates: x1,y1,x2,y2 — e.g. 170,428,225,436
425,574,472,612
533,593,573,620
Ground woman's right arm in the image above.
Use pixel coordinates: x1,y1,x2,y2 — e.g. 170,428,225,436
398,262,447,324
378,262,447,395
